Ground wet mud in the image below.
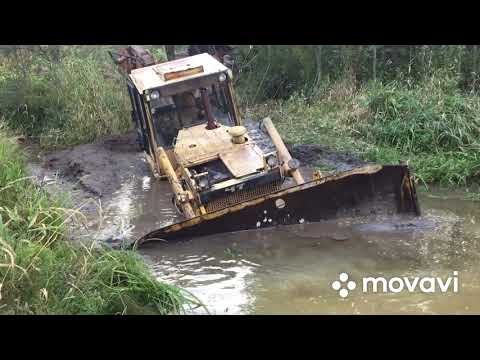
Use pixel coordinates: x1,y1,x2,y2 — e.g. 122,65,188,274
287,144,368,173
41,132,147,198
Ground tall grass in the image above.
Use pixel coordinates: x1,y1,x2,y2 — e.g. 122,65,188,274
0,47,131,149
246,72,480,187
355,74,480,185
358,75,480,154
0,131,202,314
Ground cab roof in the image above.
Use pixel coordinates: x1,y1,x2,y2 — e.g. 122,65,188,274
129,53,228,94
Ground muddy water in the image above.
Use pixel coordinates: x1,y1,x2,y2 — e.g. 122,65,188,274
133,185,480,315
24,132,480,315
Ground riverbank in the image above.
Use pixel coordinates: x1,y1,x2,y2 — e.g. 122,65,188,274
237,45,480,187
0,130,201,314
246,76,480,188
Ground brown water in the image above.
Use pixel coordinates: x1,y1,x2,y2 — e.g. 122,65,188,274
25,138,480,315
128,180,480,315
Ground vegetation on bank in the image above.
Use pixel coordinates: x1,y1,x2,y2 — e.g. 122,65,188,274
0,46,134,149
235,45,480,103
248,74,480,186
0,130,201,314
236,45,480,187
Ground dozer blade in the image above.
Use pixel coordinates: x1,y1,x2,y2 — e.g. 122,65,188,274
134,164,420,247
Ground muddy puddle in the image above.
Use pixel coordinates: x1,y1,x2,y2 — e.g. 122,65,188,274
24,125,480,315
140,198,480,314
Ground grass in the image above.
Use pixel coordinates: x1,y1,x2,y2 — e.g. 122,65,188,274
245,73,480,187
0,129,203,314
0,46,132,149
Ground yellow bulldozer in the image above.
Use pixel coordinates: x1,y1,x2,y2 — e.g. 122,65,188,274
110,46,420,247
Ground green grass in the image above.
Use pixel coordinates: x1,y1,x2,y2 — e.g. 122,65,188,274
245,74,480,187
0,47,132,149
313,163,337,173
0,130,202,314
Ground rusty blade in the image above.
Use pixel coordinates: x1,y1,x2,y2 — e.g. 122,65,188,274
134,165,420,247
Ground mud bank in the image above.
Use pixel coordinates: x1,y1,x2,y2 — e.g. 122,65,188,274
26,131,153,245
42,132,147,197
28,132,149,212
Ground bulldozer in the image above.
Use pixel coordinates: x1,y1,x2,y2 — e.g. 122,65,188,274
111,46,421,247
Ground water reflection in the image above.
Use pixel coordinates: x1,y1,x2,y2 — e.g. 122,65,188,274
89,175,182,242
141,197,480,314
145,252,256,314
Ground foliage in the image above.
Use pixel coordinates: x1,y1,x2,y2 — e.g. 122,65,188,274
235,45,480,105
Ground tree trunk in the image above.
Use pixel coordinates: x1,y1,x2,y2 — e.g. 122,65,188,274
457,45,464,78
408,45,413,75
473,45,478,76
352,45,361,86
472,45,478,89
421,45,429,80
165,45,176,61
342,45,356,83
314,45,323,91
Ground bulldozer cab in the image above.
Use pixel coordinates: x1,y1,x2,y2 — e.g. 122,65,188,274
128,53,241,154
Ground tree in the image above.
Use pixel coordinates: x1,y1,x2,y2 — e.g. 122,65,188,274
312,45,323,93
165,45,175,61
